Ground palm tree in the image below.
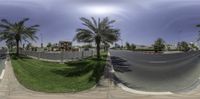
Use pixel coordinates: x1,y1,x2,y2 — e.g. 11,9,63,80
74,17,120,59
0,18,39,56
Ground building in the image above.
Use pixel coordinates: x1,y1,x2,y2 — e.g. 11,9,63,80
165,44,177,50
51,43,59,51
58,41,72,51
49,41,72,51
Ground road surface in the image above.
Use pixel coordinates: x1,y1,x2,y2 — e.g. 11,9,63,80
110,50,200,92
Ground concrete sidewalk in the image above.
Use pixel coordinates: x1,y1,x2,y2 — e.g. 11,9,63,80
0,60,200,99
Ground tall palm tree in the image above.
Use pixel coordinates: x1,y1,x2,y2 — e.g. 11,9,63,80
0,18,39,55
74,17,120,59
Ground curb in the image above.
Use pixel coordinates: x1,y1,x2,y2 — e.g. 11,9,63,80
117,83,173,95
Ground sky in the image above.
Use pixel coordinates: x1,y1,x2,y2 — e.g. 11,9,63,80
0,0,200,47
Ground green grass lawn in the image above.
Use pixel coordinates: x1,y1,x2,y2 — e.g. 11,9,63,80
11,53,107,93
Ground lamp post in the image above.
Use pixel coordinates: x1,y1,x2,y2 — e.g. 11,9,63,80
40,33,43,49
120,39,123,50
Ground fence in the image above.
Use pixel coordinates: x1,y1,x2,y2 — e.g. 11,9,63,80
20,50,96,63
0,49,7,78
0,49,7,59
0,49,7,55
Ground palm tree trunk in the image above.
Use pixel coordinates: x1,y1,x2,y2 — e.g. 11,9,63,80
96,38,101,59
96,43,100,59
16,40,19,56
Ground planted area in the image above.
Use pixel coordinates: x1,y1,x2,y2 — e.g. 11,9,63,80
11,53,107,93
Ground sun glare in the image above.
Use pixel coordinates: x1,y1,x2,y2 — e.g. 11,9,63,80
82,5,120,15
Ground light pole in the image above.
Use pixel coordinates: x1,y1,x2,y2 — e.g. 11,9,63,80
40,33,43,49
120,39,123,50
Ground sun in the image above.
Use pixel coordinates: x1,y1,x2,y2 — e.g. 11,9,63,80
82,5,120,15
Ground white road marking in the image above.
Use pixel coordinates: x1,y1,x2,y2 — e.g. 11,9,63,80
118,83,173,95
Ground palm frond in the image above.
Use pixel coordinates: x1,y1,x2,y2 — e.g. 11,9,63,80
0,31,14,42
91,17,97,28
101,28,120,43
80,17,97,33
197,24,200,27
0,18,39,44
30,25,40,28
19,18,29,26
76,28,94,35
74,31,94,42
1,19,13,26
0,24,10,29
75,17,120,44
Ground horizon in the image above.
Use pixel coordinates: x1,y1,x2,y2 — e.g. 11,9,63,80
0,0,200,47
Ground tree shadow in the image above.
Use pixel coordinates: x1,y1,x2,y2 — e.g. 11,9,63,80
89,61,105,83
65,61,90,68
111,56,132,73
52,59,106,84
10,54,32,60
52,60,93,77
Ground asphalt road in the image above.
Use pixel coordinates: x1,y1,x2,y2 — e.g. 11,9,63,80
110,50,200,92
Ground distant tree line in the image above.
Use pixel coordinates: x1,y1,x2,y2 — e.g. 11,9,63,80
122,38,199,53
153,38,165,52
125,42,136,51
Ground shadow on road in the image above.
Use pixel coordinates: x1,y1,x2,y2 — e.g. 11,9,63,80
111,56,132,73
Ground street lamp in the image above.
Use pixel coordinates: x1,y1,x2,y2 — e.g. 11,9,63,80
120,39,123,50
40,33,43,48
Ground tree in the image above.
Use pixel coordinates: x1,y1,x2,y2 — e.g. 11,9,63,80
82,44,93,48
177,41,190,52
177,42,181,51
166,44,171,51
153,38,165,52
126,42,136,51
102,42,110,51
74,17,120,59
189,43,199,51
46,43,52,48
46,43,52,51
114,43,120,49
0,18,39,56
26,43,32,50
5,40,15,51
126,42,131,50
130,43,136,51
